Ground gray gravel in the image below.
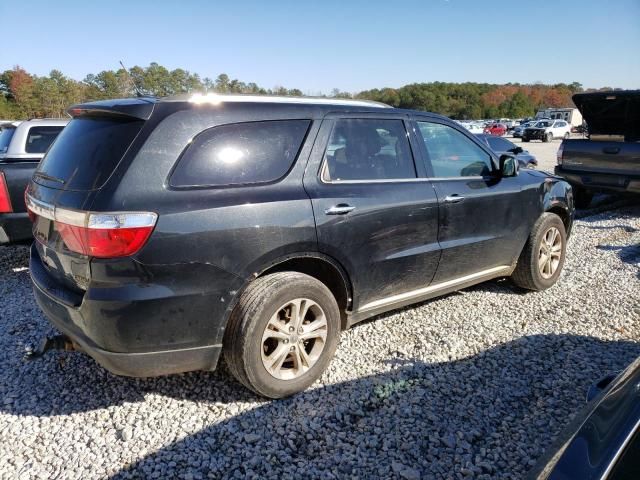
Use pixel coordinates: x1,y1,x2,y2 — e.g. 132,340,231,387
1,204,639,480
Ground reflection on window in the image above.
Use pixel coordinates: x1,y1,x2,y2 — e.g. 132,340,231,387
171,120,310,187
418,122,492,178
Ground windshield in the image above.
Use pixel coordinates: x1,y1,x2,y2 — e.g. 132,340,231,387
535,121,551,128
0,127,16,154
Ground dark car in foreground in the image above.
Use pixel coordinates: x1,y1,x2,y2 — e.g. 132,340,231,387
475,133,537,169
529,356,640,479
26,94,574,398
0,119,68,243
555,90,640,208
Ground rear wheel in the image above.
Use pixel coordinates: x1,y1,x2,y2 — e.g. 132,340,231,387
223,272,341,398
511,213,567,291
573,187,594,209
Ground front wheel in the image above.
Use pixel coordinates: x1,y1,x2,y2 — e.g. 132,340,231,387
522,137,530,142
223,272,341,398
543,132,553,142
563,132,570,139
511,213,567,291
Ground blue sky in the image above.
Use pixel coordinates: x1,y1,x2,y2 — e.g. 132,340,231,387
1,0,638,93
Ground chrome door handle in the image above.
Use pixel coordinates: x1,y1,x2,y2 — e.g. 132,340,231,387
325,204,356,215
444,195,465,204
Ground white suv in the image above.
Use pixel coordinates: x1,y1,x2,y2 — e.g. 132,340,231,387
522,119,572,142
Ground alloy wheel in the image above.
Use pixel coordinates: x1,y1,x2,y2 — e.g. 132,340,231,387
261,298,328,380
538,226,562,279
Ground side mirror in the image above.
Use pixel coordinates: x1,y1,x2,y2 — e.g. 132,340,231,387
509,146,524,155
499,154,519,177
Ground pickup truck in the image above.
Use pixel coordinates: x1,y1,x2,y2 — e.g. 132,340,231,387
0,119,68,243
555,90,640,208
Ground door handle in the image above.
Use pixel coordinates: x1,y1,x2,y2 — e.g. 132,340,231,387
325,204,356,215
444,195,465,204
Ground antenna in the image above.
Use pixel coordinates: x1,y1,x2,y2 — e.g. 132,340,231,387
119,60,145,97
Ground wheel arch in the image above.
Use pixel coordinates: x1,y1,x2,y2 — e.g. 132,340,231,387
255,253,353,330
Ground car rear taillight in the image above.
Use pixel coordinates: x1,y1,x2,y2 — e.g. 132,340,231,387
0,173,13,213
26,194,156,258
25,188,36,222
557,143,564,165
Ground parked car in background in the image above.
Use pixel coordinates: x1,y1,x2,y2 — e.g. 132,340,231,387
555,90,640,208
522,119,572,143
0,118,68,243
484,123,507,136
475,134,537,168
460,122,484,134
528,356,640,479
513,121,536,138
25,94,573,398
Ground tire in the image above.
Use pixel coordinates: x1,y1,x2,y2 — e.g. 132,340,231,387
223,271,341,398
573,187,594,209
522,137,530,142
543,132,553,143
563,132,570,140
511,213,567,291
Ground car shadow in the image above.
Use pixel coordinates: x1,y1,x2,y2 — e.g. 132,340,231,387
2,329,638,477
104,334,638,479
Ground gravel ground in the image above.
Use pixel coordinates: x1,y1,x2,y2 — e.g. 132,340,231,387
0,204,639,480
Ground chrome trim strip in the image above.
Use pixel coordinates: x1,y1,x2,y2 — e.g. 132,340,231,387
25,193,157,229
357,265,512,313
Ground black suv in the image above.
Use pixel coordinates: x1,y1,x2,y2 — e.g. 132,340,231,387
26,94,574,398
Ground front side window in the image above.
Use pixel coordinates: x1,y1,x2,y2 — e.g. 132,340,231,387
417,122,493,178
25,126,64,154
322,118,416,181
170,120,310,188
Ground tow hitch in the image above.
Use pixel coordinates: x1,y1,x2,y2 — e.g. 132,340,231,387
24,335,75,361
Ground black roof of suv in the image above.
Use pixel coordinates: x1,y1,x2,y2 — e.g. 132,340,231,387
26,94,574,398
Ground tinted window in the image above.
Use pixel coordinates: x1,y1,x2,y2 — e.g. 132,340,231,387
25,126,64,154
322,118,416,181
486,136,515,151
36,117,143,191
0,127,16,154
418,122,493,178
171,120,310,188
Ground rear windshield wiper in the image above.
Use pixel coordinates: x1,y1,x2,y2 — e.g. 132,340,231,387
33,171,66,185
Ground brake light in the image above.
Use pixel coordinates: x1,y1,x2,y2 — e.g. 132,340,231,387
25,187,36,222
557,143,564,165
25,194,156,258
0,173,13,213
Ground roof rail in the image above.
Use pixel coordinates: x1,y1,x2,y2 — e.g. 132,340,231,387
163,93,391,108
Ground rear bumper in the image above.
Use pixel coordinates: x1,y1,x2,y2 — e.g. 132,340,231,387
554,166,640,195
29,244,225,377
0,212,32,243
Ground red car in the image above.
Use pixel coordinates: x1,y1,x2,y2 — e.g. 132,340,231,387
484,123,507,136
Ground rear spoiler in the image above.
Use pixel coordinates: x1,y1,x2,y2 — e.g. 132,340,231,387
67,97,156,120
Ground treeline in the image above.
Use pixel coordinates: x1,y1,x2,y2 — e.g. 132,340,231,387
0,62,617,120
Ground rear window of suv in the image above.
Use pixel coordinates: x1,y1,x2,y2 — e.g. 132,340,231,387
170,120,310,188
35,117,143,191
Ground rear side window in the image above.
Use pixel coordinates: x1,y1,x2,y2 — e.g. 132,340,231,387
0,127,16,154
35,117,143,191
170,120,310,188
322,118,416,181
25,126,64,154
